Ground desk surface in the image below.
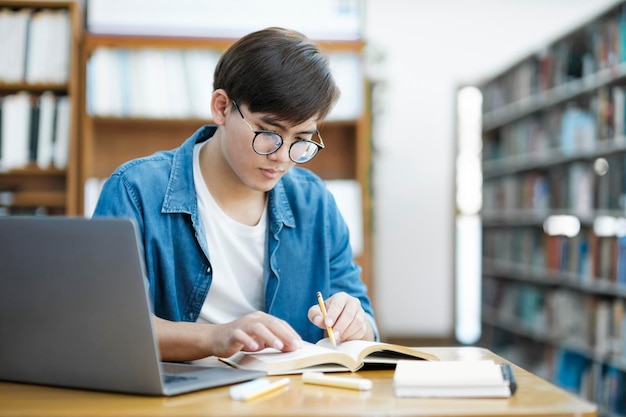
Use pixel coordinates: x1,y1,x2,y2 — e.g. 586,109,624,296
0,347,597,417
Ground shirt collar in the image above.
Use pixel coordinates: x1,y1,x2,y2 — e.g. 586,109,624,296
162,125,296,230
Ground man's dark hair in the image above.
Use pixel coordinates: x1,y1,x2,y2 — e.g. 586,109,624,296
213,27,340,124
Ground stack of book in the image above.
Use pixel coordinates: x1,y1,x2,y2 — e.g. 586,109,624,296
393,360,517,398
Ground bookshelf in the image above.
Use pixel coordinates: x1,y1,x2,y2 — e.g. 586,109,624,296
0,0,81,215
478,1,626,414
78,33,374,290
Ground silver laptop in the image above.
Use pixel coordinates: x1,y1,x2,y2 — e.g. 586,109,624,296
0,216,265,396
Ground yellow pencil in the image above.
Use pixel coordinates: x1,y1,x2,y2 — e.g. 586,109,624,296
316,291,337,347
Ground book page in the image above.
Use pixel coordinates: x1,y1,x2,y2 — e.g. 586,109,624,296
220,341,361,374
221,339,439,375
316,338,439,363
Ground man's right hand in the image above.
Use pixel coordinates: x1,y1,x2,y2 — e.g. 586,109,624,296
153,312,302,362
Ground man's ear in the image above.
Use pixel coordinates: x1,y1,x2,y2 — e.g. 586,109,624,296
211,89,230,125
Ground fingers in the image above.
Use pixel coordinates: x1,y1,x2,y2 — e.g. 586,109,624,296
218,312,302,357
309,292,369,343
307,303,325,328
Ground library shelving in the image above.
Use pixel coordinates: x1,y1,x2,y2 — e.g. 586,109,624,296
479,2,626,414
79,32,374,290
0,0,81,215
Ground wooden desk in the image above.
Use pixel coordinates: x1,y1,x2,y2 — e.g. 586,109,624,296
0,347,597,417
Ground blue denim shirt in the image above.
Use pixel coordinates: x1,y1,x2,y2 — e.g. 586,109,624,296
93,125,377,343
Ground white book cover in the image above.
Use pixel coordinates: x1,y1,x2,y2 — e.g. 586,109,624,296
183,49,218,119
326,53,364,121
163,49,191,118
1,92,31,171
325,179,363,256
132,49,166,117
46,10,71,84
36,91,56,169
84,177,106,218
0,9,13,82
87,48,121,117
52,96,70,169
25,10,48,84
2,8,32,83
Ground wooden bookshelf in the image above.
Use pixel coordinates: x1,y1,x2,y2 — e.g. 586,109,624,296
78,32,374,290
478,1,626,414
0,0,81,215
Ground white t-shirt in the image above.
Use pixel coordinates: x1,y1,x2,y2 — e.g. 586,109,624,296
193,142,267,324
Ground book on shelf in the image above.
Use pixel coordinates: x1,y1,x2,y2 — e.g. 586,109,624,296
28,94,40,163
603,365,626,414
0,8,32,84
52,95,70,170
392,360,517,398
0,91,31,171
614,85,625,137
555,348,590,396
560,103,595,154
36,92,56,169
220,338,439,376
25,8,71,85
83,177,107,218
326,52,364,121
325,179,363,256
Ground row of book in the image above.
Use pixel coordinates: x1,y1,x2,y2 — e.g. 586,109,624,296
483,84,626,162
0,7,71,85
483,281,626,412
0,91,70,172
482,3,626,112
86,47,364,121
483,155,626,214
599,362,626,414
489,334,626,413
87,47,218,120
483,227,626,285
483,276,626,362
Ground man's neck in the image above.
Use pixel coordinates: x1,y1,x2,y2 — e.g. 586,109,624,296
199,139,267,226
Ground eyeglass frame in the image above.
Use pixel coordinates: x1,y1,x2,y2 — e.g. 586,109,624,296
231,100,325,164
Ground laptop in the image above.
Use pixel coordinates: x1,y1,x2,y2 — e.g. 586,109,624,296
0,216,265,396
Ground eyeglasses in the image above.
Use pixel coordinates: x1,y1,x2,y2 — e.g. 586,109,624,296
232,100,324,164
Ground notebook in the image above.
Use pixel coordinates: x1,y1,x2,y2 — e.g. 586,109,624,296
0,216,266,396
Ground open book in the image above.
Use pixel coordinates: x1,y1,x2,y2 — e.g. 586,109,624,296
220,339,439,375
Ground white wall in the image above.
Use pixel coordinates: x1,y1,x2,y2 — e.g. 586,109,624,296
364,0,623,339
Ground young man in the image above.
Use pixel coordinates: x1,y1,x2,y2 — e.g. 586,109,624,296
93,27,378,362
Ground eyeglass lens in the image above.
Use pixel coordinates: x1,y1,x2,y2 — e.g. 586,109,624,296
253,133,319,163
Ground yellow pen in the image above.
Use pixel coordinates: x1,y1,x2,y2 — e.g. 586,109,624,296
316,291,337,347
